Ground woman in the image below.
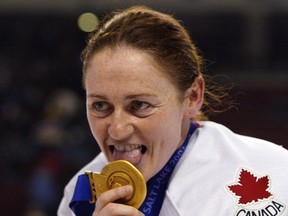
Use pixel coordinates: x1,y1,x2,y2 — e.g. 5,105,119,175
58,6,288,216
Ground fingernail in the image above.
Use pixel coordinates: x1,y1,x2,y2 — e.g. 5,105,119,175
125,185,133,193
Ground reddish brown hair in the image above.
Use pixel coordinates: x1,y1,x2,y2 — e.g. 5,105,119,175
81,6,233,119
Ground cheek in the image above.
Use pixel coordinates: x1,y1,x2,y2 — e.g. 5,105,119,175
87,117,110,156
87,114,95,134
150,108,185,151
87,114,104,141
149,107,184,136
144,109,184,154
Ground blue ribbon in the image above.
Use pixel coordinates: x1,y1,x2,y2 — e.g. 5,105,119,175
69,175,95,215
139,123,196,215
69,123,197,215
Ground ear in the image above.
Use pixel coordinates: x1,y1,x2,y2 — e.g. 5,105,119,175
184,75,205,118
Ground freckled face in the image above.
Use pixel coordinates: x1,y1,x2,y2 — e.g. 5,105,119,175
85,46,191,181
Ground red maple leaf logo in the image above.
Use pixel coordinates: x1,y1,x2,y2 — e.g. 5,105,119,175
228,169,273,205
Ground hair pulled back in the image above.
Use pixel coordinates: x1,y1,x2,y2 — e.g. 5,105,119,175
81,6,232,119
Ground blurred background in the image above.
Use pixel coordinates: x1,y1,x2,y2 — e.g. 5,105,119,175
0,0,287,215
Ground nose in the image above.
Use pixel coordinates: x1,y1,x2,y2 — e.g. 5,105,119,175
108,110,134,141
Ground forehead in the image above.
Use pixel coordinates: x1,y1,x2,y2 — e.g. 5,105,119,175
84,46,180,97
86,46,168,82
88,46,161,70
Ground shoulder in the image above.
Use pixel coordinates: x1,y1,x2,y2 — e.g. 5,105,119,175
196,121,288,163
57,153,107,216
165,121,288,215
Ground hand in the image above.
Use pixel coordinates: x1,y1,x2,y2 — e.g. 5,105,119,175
92,185,144,216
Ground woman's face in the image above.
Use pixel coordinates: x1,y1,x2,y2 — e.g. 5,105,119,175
85,46,194,181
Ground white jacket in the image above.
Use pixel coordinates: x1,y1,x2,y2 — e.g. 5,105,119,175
58,121,288,216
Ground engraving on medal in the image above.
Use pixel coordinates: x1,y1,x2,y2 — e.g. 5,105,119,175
85,160,146,209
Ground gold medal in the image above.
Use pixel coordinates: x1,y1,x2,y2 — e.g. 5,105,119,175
85,160,146,209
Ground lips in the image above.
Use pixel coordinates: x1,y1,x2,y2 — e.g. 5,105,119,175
109,144,147,165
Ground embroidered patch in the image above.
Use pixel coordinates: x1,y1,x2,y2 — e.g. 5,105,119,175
227,168,286,216
228,169,272,205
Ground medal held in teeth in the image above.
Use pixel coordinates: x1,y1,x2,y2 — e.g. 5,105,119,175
85,160,147,209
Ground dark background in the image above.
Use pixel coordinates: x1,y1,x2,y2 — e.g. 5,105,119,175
0,1,287,215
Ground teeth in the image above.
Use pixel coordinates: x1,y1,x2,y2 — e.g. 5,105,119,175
117,145,125,151
114,144,141,152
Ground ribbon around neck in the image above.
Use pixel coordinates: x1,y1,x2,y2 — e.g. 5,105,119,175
69,122,197,215
139,123,197,215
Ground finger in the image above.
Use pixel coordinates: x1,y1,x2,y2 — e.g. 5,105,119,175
97,203,144,216
96,185,133,210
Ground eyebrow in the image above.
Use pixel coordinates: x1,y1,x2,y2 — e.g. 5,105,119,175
87,93,157,100
87,94,107,100
125,93,157,100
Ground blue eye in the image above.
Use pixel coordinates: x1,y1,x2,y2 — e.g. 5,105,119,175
131,101,150,110
93,102,109,111
90,101,113,117
129,101,153,117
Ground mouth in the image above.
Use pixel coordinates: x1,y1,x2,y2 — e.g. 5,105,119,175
108,144,147,165
109,144,147,153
